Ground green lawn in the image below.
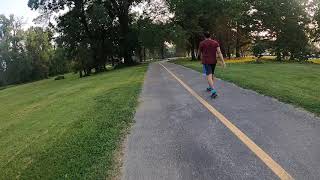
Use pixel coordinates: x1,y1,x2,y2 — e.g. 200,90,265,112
0,65,147,179
172,59,320,115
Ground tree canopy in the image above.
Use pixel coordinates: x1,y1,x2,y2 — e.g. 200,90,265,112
1,0,320,87
165,0,320,60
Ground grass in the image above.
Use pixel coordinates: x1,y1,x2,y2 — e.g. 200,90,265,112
224,56,276,64
0,65,147,179
206,56,319,64
171,59,320,115
310,59,320,64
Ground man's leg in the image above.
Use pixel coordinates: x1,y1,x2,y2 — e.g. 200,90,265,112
204,64,213,89
211,64,217,89
209,64,218,98
206,64,217,89
207,74,215,89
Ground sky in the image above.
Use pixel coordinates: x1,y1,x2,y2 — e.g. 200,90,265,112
0,0,39,28
0,0,164,28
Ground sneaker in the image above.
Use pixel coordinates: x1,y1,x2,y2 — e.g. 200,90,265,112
211,89,218,99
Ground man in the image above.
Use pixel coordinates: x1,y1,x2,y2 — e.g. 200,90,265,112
198,32,226,98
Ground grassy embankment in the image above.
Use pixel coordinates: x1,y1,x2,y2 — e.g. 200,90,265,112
0,65,147,179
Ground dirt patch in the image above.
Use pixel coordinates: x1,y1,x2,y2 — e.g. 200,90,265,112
108,124,132,180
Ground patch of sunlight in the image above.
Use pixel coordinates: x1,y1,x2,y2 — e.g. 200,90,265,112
225,56,276,64
310,59,320,64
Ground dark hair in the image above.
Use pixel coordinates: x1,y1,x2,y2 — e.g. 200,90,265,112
204,31,211,38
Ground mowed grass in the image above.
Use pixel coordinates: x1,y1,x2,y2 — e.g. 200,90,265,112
172,59,320,115
0,65,147,179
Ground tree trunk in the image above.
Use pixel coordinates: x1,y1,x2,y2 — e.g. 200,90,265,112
160,43,165,59
235,25,241,58
143,47,146,61
119,8,133,65
103,62,107,71
139,47,143,62
276,50,282,61
191,41,196,60
79,70,83,78
191,48,196,60
189,35,196,60
235,46,241,58
219,42,227,58
227,46,231,59
111,57,114,67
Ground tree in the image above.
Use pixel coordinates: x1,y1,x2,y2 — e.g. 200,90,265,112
311,0,320,43
25,27,53,80
49,47,70,76
103,0,145,65
0,15,30,85
165,0,203,60
28,0,145,65
252,40,266,62
250,0,310,61
134,16,174,60
0,14,69,86
166,0,253,59
28,0,122,76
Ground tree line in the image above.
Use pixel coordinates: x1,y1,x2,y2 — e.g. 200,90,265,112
1,0,320,87
0,15,69,87
166,0,320,61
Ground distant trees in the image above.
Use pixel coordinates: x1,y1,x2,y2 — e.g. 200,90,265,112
28,0,146,77
134,17,176,60
27,0,183,78
3,0,318,87
252,41,267,60
165,0,318,60
312,0,320,44
165,0,252,59
0,15,26,85
25,27,53,80
0,15,68,87
53,1,117,77
250,0,310,61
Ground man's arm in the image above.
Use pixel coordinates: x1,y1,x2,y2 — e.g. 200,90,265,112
217,47,226,68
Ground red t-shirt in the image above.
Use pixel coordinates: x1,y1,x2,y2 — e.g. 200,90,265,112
199,39,220,64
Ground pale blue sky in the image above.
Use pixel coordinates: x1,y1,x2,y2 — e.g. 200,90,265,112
0,0,39,27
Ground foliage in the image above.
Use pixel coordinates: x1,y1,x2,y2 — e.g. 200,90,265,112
2,0,318,85
250,0,310,61
134,15,179,60
49,48,71,76
0,15,71,87
28,0,146,75
252,41,266,59
165,0,315,61
25,27,53,80
312,0,320,43
165,0,252,59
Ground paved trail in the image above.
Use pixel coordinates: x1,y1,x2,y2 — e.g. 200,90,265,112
122,62,320,180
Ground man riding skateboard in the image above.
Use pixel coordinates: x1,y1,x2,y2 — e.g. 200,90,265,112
198,31,226,98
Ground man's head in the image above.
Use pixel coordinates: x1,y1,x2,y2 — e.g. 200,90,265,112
204,31,211,39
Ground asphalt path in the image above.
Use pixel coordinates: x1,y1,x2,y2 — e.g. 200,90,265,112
122,62,320,180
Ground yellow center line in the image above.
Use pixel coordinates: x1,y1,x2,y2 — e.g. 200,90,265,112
159,62,293,180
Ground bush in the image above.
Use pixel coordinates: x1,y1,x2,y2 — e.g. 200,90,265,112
54,76,65,80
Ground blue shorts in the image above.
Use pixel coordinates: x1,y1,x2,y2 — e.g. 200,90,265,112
203,64,217,75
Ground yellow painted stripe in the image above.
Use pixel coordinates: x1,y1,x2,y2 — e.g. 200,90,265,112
159,63,293,180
